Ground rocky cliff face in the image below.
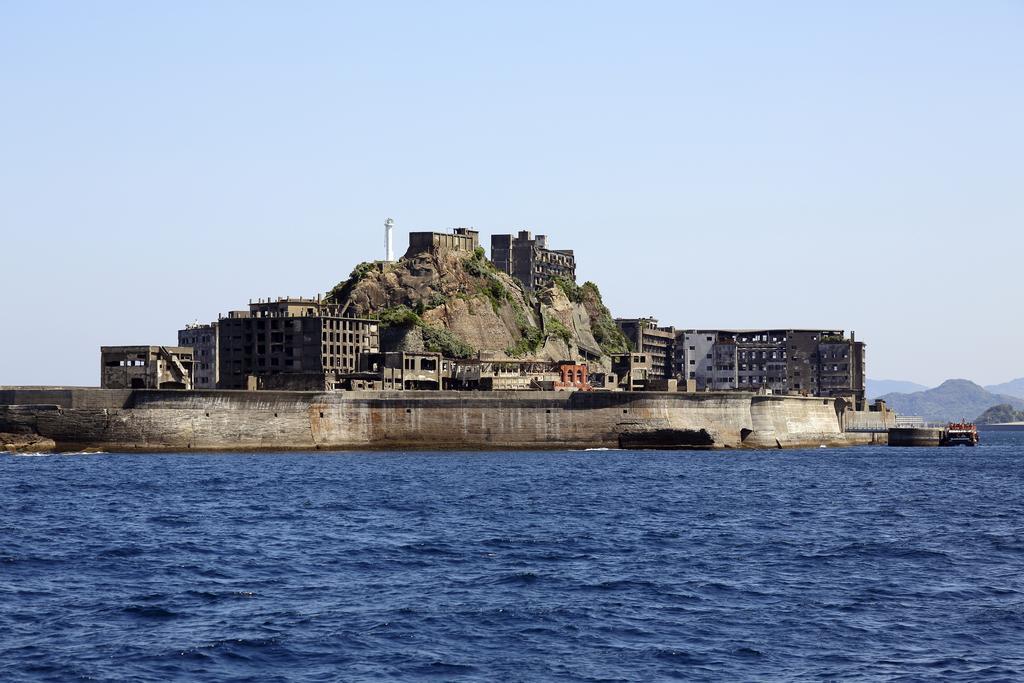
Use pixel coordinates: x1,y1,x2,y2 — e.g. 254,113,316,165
325,245,628,366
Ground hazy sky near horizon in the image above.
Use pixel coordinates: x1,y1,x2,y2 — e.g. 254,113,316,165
2,2,1022,387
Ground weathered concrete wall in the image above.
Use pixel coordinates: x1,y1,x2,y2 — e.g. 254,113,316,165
0,388,872,452
844,409,898,432
0,388,134,409
888,427,944,447
744,396,846,448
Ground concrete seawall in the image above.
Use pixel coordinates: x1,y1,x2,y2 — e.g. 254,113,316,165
0,388,877,452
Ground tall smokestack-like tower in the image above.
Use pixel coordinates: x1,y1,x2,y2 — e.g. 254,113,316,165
384,217,395,262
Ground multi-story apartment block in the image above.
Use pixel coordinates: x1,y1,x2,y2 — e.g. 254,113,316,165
217,297,379,391
615,318,676,380
490,230,575,291
674,329,865,407
177,322,219,389
818,335,866,402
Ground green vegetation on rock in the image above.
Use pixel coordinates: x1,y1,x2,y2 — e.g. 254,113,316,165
505,328,543,358
481,280,507,313
326,261,377,303
377,305,421,327
464,250,511,313
421,325,476,359
505,296,544,357
463,247,495,277
552,276,582,303
975,404,1024,424
545,318,573,345
578,281,630,355
375,305,476,359
504,302,544,357
424,292,449,311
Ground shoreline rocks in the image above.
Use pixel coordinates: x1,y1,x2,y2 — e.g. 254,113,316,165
1,432,57,453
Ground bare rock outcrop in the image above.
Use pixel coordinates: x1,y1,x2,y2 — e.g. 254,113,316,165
1,432,56,453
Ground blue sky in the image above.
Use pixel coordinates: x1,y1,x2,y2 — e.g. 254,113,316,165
1,1,1021,387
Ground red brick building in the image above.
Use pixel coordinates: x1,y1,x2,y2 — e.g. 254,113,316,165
554,362,590,391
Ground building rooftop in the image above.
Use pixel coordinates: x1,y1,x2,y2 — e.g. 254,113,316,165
100,345,193,353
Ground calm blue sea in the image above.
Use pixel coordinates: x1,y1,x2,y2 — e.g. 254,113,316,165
3,434,1024,681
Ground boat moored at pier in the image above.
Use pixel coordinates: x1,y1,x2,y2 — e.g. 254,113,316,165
943,422,979,447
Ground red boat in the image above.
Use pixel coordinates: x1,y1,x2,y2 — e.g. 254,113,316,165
942,422,979,446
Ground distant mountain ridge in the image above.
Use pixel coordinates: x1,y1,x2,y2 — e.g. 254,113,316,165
867,379,930,399
878,379,1024,423
984,377,1024,399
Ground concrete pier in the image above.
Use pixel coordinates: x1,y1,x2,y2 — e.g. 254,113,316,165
887,427,944,447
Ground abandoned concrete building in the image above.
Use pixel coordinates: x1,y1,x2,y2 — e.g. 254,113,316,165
356,351,446,391
177,322,218,389
818,335,867,405
611,352,654,392
216,297,379,391
100,346,194,390
675,329,866,407
406,227,480,257
490,230,576,291
337,354,597,393
448,359,552,391
615,318,676,380
441,359,586,391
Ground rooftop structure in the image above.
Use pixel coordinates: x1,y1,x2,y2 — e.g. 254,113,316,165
224,296,323,319
490,230,575,291
406,227,480,258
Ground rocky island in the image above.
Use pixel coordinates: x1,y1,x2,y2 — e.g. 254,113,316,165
1,226,890,453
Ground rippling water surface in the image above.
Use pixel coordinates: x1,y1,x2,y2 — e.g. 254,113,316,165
3,434,1024,681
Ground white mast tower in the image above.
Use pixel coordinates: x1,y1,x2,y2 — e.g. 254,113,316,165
384,217,395,262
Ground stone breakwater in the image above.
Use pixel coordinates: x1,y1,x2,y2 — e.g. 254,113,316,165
0,388,880,452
